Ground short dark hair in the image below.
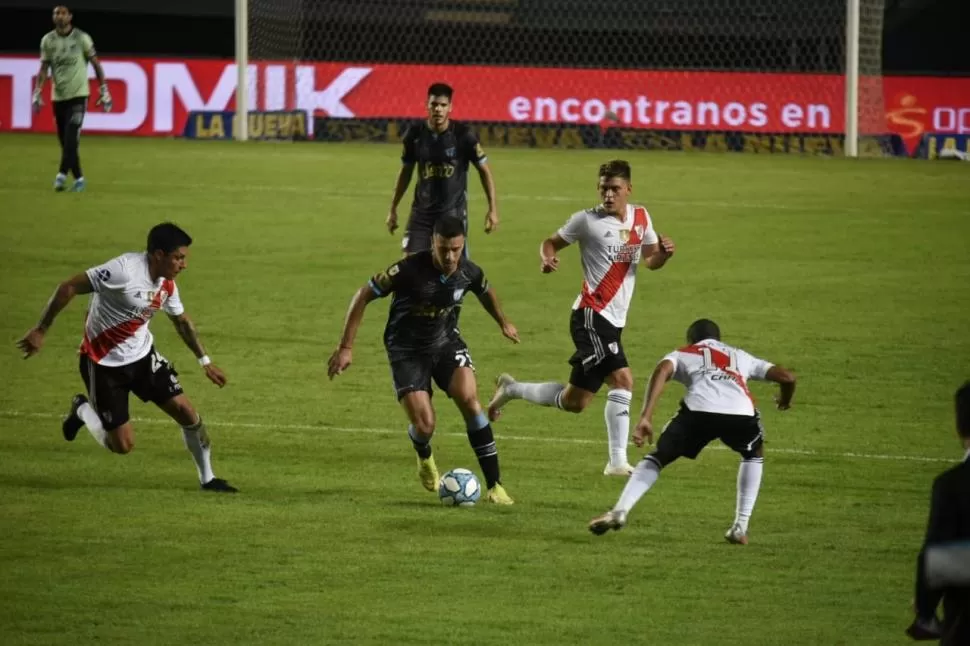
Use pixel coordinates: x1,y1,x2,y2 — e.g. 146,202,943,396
147,222,192,254
433,216,465,239
687,319,721,344
957,382,970,437
427,83,453,101
599,160,631,182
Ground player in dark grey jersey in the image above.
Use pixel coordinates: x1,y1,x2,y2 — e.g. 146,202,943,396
328,217,518,504
385,83,499,256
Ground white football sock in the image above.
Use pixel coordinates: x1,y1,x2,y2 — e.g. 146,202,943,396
734,458,764,532
507,382,565,408
182,417,215,484
604,389,632,466
614,457,661,514
78,402,108,449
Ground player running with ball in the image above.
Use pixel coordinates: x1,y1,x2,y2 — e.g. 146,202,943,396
328,217,518,504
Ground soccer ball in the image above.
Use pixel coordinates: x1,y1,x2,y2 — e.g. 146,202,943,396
438,468,481,507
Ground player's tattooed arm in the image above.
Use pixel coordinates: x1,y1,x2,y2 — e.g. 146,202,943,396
17,273,94,358
89,55,106,86
169,313,207,359
634,359,675,447
169,313,228,387
476,287,519,343
328,285,380,378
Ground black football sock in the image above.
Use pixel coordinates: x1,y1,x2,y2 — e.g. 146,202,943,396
466,412,500,489
408,424,432,459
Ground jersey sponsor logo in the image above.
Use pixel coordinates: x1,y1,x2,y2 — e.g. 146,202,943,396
445,146,456,157
410,303,454,318
420,162,455,179
604,243,641,264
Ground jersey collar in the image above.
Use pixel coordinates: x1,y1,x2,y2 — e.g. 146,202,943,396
597,203,630,223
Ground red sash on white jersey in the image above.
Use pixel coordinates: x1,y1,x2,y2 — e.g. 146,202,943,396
579,206,650,312
80,279,175,363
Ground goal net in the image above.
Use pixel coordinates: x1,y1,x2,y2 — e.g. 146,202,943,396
245,0,886,154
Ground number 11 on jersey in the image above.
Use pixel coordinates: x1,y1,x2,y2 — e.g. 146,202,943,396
701,346,738,372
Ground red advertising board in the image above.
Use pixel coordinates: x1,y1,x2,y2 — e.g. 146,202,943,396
2,56,968,153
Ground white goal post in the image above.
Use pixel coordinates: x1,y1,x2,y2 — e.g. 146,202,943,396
234,0,885,157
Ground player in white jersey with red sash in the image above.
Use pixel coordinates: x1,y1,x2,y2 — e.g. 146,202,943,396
487,160,676,476
589,319,796,544
16,223,238,493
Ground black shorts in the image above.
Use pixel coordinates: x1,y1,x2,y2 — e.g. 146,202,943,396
403,208,469,256
79,346,183,430
567,307,629,393
53,97,87,139
650,402,765,467
388,337,473,400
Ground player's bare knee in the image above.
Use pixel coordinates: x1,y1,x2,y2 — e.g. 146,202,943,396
163,396,198,427
561,399,586,413
109,434,134,454
560,388,592,413
607,369,634,392
413,411,436,438
454,393,481,418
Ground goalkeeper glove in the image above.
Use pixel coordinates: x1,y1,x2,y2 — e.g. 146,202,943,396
97,84,112,112
32,87,43,113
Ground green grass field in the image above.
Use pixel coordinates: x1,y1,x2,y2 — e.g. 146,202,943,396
1,133,968,645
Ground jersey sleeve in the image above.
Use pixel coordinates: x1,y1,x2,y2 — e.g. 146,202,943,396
738,349,774,381
368,259,410,298
557,210,588,244
40,35,51,63
469,263,490,297
641,211,659,246
401,126,418,164
162,283,185,316
81,32,96,59
85,255,130,293
461,127,488,166
660,350,690,386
